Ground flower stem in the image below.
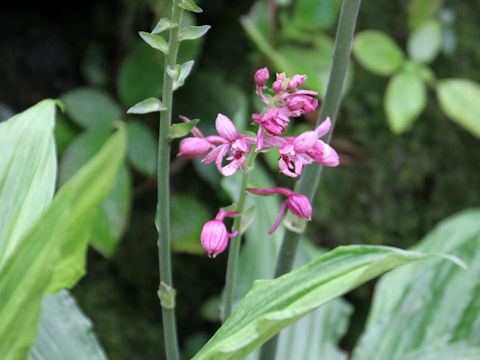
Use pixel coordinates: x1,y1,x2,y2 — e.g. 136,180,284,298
157,1,183,359
259,0,362,358
223,150,257,322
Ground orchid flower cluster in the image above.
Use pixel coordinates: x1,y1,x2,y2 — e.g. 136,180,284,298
178,68,340,258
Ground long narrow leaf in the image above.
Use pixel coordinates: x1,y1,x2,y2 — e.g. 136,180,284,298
353,209,480,360
194,245,449,359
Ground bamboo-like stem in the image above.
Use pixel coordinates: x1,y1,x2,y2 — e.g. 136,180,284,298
157,1,183,359
223,150,257,322
259,0,362,358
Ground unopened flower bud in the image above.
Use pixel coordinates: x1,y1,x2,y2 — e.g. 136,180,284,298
201,220,229,258
286,194,312,221
254,67,270,87
287,75,306,90
272,80,285,93
178,137,212,159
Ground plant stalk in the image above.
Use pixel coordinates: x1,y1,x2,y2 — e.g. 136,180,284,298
259,0,362,358
157,1,183,359
223,150,257,322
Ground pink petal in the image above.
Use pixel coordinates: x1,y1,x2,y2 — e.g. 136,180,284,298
293,130,318,153
202,144,227,164
315,117,332,138
268,200,288,234
216,113,238,141
247,187,294,197
214,144,231,172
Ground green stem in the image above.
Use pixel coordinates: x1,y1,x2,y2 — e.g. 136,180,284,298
157,1,183,359
259,0,362,358
223,150,257,322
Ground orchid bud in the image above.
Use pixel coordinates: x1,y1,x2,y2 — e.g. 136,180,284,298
177,137,212,159
254,67,269,87
286,194,312,221
272,80,285,93
201,220,230,258
287,75,306,90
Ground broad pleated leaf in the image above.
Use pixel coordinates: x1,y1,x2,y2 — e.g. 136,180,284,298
353,31,405,76
353,209,480,360
384,70,426,134
194,245,443,360
59,129,132,257
276,241,352,360
0,128,126,359
0,100,56,267
436,79,480,137
28,291,107,360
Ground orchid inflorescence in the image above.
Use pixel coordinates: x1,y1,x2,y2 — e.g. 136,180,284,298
177,68,340,257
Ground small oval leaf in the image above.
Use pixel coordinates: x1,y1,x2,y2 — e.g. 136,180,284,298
384,71,426,134
168,119,200,139
178,0,203,13
407,20,442,64
353,30,405,76
127,97,166,114
152,18,178,34
179,25,211,41
139,32,169,55
437,79,480,137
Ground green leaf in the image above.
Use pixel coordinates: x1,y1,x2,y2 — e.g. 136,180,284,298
126,121,157,177
292,0,338,31
407,20,442,63
60,130,132,257
0,128,126,359
54,112,79,157
28,291,107,360
152,18,178,34
171,193,210,254
239,205,255,235
127,97,166,114
175,60,195,90
178,0,203,13
276,241,352,360
353,30,405,76
353,209,480,360
408,0,444,29
168,118,200,139
117,42,164,107
436,79,480,137
139,32,169,55
193,245,442,360
384,70,426,134
61,88,122,129
179,25,211,41
0,100,57,267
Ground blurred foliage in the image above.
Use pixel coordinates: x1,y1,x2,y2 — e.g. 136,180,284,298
1,0,480,358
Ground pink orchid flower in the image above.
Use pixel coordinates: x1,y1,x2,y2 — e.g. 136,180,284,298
202,114,255,177
278,117,339,178
247,187,312,234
